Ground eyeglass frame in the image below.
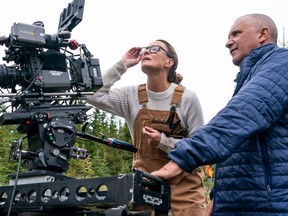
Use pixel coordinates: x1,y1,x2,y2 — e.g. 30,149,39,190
139,45,174,59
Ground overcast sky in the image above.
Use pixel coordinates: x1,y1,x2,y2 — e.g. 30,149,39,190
0,0,287,123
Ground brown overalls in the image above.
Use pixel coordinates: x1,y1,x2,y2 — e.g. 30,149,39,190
133,84,206,216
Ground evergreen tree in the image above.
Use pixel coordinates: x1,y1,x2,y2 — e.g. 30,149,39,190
78,108,133,177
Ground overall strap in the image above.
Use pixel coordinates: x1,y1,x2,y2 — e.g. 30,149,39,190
168,85,185,133
138,84,148,107
171,85,185,106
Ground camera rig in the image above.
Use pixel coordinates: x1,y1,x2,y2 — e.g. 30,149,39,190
0,0,107,174
0,0,170,215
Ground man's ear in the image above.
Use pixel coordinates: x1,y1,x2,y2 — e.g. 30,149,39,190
259,28,268,42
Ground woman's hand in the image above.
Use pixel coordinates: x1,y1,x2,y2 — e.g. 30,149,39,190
121,47,142,68
142,126,161,146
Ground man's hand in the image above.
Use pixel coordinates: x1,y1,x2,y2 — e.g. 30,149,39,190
151,160,184,189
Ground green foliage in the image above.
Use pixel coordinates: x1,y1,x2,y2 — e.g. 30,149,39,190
0,125,28,185
75,108,133,177
66,155,95,178
204,179,214,205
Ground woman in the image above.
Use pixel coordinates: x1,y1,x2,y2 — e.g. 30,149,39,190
86,39,206,216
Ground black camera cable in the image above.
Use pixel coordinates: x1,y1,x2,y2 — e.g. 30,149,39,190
7,137,25,216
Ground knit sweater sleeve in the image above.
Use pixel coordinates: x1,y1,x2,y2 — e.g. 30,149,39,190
86,60,134,119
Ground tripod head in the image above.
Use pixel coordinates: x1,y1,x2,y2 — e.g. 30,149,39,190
6,104,89,173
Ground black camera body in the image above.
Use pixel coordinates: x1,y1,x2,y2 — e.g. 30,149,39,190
0,0,102,103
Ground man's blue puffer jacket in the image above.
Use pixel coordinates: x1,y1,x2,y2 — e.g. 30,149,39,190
169,44,288,215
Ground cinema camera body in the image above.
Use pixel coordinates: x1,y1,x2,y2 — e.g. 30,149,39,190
0,0,102,106
0,0,106,174
0,21,102,95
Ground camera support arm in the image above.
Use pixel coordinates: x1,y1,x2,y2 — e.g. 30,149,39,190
77,122,137,153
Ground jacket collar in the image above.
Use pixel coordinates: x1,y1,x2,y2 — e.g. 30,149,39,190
233,44,278,95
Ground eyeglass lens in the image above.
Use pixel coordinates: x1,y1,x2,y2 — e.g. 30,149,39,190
139,46,162,55
150,46,161,53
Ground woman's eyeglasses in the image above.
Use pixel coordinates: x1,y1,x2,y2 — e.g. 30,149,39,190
139,45,173,58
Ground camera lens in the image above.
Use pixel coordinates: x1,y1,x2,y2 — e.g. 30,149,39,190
0,64,20,88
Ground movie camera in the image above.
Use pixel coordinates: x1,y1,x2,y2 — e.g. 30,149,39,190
0,1,170,215
0,0,138,174
0,0,102,106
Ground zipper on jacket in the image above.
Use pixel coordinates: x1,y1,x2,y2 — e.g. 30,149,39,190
259,134,271,193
